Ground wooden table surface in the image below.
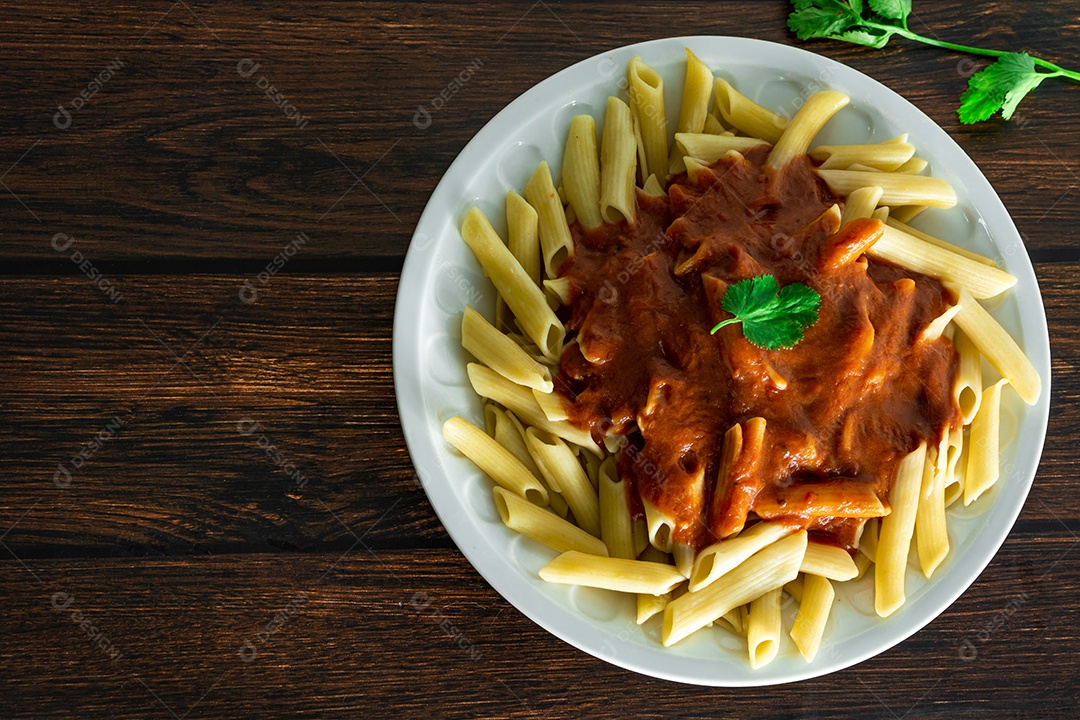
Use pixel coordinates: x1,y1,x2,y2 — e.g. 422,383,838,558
2,1,1077,717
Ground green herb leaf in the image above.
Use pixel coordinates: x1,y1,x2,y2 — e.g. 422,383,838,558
787,1,1080,124
958,53,1047,123
787,9,849,40
867,0,909,21
842,29,890,48
788,1,903,45
787,1,862,40
710,275,822,350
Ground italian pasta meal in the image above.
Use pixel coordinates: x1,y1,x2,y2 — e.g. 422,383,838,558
439,48,1041,668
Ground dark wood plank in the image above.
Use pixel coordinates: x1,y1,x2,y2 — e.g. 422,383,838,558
0,540,1076,719
0,267,1076,557
0,1,1075,261
0,271,448,556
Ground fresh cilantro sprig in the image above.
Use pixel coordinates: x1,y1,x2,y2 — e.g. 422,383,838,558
710,275,821,350
788,0,1080,123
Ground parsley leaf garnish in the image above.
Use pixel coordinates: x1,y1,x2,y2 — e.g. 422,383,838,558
959,53,1048,123
866,0,909,21
710,275,821,350
787,1,1080,124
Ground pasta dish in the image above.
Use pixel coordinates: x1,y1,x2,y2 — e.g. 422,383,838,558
438,49,1040,668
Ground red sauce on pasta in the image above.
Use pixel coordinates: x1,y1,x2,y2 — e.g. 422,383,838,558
556,145,960,551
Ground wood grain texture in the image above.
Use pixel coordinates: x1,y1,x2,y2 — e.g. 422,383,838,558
0,272,445,556
0,543,1076,719
0,1,1075,261
0,1,1077,717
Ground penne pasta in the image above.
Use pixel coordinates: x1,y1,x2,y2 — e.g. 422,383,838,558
489,407,546,489
858,517,879,563
767,90,850,169
675,49,714,135
562,115,604,229
854,551,873,580
952,288,1041,405
637,590,671,624
713,77,788,144
965,379,1009,505
493,487,608,556
784,576,804,604
673,543,696,580
724,606,746,636
641,174,665,197
683,156,715,184
494,293,512,335
947,425,964,476
753,479,886,520
508,332,545,363
543,276,573,307
467,363,599,452
564,200,576,227
524,161,575,277
600,96,638,225
953,329,983,424
944,426,967,509
747,588,782,669
631,107,648,186
702,112,726,135
875,442,927,617
633,517,649,558
840,186,884,225
442,416,549,505
506,190,541,286
867,225,1017,300
809,141,916,172
895,157,929,174
886,217,995,265
461,305,554,393
917,301,960,343
548,488,571,518
627,56,669,187
799,541,859,581
889,204,928,223
599,457,636,560
709,417,767,539
668,48,715,175
916,443,950,577
581,446,602,492
533,385,570,421
790,574,834,662
642,495,676,553
663,531,808,647
638,544,671,564
461,207,565,360
689,521,791,592
540,550,685,595
482,401,499,436
674,132,769,165
817,169,958,208
525,428,601,537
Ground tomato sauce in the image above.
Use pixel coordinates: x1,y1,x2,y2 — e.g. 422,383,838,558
556,145,960,551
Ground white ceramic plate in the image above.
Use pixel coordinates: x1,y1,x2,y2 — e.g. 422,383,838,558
393,36,1051,686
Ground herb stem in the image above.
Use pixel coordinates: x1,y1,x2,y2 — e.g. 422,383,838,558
710,318,740,334
864,21,1080,83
